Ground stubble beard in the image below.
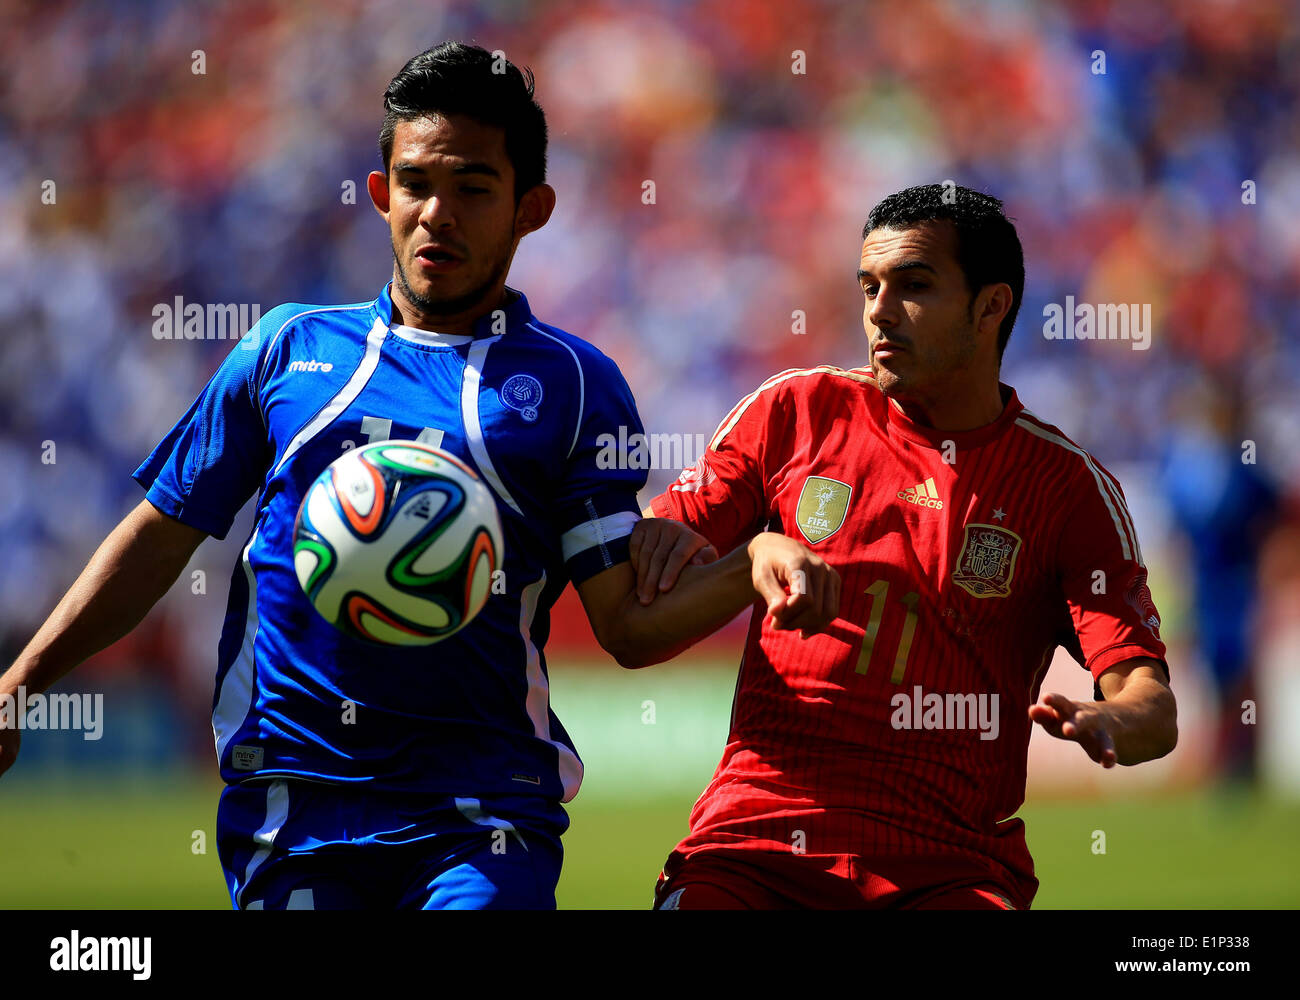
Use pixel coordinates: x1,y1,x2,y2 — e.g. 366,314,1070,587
872,302,979,400
871,354,902,396
391,237,512,321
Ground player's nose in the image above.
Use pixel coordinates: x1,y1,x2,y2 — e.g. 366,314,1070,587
866,297,896,332
867,282,907,329
418,194,455,230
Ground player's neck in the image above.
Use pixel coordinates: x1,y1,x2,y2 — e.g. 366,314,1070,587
389,282,512,338
888,379,1006,432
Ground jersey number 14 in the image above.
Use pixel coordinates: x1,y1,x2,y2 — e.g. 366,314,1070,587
344,416,444,450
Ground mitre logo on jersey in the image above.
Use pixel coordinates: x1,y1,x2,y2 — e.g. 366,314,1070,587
795,476,852,544
952,522,1023,598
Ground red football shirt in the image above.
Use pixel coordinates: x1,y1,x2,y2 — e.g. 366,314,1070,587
650,366,1168,906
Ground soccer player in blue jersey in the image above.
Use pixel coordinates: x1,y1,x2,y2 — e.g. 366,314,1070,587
0,42,840,909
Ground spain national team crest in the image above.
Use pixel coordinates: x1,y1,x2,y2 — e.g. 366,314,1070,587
794,476,852,544
952,522,1022,598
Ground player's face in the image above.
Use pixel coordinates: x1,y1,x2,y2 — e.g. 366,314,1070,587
369,115,550,324
857,222,991,401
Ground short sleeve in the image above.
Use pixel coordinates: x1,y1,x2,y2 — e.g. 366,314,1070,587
1056,460,1169,683
132,324,271,540
553,351,648,585
649,378,783,554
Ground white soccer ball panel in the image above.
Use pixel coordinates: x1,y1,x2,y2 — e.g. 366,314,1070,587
466,547,494,618
296,441,505,644
334,451,377,519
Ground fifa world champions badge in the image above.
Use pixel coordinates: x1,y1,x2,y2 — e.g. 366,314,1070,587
794,476,852,544
952,522,1022,598
501,374,543,422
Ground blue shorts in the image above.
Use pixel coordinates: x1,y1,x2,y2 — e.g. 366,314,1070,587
216,779,566,910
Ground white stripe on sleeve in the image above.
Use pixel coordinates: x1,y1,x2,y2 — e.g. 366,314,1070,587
560,510,639,563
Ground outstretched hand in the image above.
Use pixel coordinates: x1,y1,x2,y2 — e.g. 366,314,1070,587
1029,692,1117,768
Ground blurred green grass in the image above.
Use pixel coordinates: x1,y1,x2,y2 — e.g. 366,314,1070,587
0,778,1296,908
560,787,1300,909
1,659,1296,908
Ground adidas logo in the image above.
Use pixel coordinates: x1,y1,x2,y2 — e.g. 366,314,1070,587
406,494,432,520
897,477,944,509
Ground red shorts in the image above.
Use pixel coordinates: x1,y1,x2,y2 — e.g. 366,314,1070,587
653,849,1024,910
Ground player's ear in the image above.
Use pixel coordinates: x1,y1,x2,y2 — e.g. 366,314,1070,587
367,170,391,219
973,282,1012,343
513,183,556,239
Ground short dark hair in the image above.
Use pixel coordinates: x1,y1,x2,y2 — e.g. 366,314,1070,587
379,42,547,200
862,184,1025,359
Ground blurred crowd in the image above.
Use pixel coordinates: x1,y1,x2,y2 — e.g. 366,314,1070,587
1,0,1297,775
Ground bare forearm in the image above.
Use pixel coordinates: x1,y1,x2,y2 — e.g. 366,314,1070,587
605,545,757,668
585,526,840,668
1098,677,1178,765
2,503,203,697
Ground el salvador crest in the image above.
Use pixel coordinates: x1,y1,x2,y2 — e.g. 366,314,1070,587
500,373,543,422
952,522,1022,598
794,476,852,544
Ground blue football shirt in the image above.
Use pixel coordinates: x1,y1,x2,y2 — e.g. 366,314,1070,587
134,283,645,806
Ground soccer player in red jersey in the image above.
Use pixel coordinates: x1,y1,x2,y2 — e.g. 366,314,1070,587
631,184,1178,909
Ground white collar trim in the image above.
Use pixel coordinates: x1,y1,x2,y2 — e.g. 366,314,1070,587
387,322,475,347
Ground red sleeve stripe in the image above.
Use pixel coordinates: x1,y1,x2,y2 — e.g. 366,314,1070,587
1013,412,1143,565
708,366,872,451
707,367,805,452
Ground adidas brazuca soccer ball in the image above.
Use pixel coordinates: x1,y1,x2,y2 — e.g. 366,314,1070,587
293,441,504,646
